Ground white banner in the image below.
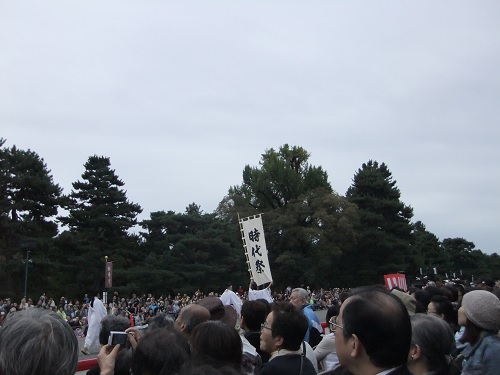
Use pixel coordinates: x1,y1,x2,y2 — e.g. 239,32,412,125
240,214,273,286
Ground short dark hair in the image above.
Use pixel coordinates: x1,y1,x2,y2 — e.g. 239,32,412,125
270,301,308,351
0,310,78,375
429,295,457,326
241,301,267,331
190,320,242,369
131,329,190,375
341,290,411,368
99,315,131,345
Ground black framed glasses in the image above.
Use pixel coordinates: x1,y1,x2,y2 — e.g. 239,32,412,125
260,322,272,332
328,315,343,332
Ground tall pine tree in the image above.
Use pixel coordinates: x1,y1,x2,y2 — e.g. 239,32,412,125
345,160,413,285
0,139,62,298
58,155,142,292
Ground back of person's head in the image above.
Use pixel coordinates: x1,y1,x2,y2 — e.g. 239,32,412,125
131,329,190,375
339,292,351,304
190,320,242,370
442,285,459,302
424,286,444,298
342,290,411,369
412,289,431,313
255,298,271,315
148,312,175,330
99,314,131,345
410,314,455,375
0,309,78,375
178,304,210,334
270,301,308,351
428,295,457,327
241,300,267,331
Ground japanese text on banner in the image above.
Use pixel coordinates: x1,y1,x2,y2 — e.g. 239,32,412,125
240,214,273,286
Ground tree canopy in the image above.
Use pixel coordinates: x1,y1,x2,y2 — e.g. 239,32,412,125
1,140,498,300
57,155,142,292
0,139,62,297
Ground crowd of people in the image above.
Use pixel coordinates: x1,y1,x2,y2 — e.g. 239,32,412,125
0,278,499,375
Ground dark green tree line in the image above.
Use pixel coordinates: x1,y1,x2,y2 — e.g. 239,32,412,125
1,139,499,300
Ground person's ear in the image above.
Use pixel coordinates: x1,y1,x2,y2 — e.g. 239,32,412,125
351,334,363,358
275,335,284,349
409,344,422,361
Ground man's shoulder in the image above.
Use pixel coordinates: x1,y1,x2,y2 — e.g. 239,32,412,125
302,304,320,322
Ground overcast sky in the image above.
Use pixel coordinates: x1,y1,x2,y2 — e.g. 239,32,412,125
2,1,499,254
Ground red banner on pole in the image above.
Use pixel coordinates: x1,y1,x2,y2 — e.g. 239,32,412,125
105,262,113,288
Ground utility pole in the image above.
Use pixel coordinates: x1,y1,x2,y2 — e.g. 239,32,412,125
24,250,31,298
21,238,35,298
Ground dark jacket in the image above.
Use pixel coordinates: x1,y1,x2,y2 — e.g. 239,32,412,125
258,354,316,375
245,331,271,364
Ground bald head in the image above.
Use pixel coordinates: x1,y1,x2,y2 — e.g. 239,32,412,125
175,304,210,336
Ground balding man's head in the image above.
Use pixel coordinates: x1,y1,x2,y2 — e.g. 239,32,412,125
337,289,411,373
174,304,210,335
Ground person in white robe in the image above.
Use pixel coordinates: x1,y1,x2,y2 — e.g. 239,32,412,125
248,279,273,303
219,283,243,316
81,295,107,354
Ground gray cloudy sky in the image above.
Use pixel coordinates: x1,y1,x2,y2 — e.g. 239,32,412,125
2,1,499,254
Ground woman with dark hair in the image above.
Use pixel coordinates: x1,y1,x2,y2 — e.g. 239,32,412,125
190,320,243,371
427,295,458,332
407,314,455,375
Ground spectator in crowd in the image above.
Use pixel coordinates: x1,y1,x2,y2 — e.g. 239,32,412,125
198,297,261,375
289,287,322,347
148,312,175,330
391,288,417,316
335,289,412,375
240,300,270,363
314,314,340,372
325,292,350,328
457,289,500,375
98,329,190,375
57,304,67,320
82,294,108,355
190,320,243,371
259,301,316,375
427,295,458,332
409,288,431,314
407,314,455,375
0,310,6,326
0,309,78,375
174,303,210,337
87,314,131,375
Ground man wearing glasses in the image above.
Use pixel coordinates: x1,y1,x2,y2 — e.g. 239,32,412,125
335,288,412,375
259,302,317,375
